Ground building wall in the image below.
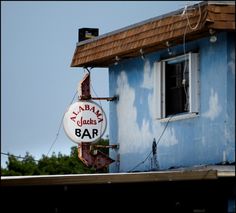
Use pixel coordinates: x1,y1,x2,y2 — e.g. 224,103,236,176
109,32,235,173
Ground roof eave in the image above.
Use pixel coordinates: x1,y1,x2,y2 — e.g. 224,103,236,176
70,2,235,68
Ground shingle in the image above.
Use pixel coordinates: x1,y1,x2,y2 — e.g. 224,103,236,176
71,2,235,68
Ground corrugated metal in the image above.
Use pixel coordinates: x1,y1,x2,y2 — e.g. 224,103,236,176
71,2,235,68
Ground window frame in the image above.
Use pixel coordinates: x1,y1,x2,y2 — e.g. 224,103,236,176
154,52,200,121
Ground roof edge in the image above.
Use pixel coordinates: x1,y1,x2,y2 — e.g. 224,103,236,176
76,1,207,47
208,1,235,5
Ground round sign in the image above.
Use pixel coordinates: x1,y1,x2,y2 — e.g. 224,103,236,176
63,101,107,143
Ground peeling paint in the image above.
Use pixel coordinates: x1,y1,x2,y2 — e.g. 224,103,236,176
148,92,154,118
224,115,234,143
158,127,178,147
147,72,178,147
116,71,152,154
116,69,178,156
109,32,235,172
141,59,153,89
203,89,222,120
228,50,235,76
201,136,206,146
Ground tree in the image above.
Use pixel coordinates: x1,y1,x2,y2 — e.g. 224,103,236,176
1,152,39,176
1,138,110,176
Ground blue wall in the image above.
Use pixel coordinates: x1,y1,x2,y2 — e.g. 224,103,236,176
109,32,235,173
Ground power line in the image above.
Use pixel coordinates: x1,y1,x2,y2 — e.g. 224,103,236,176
91,83,104,141
185,2,202,31
47,67,106,157
1,91,78,163
87,66,106,142
1,152,39,162
46,90,78,157
156,115,174,146
128,115,174,172
127,3,201,173
128,150,153,173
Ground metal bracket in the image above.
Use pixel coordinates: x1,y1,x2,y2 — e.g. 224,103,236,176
93,144,119,149
91,96,118,102
79,72,118,102
78,142,115,170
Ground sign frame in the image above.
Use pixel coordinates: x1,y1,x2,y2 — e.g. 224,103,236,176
63,100,107,144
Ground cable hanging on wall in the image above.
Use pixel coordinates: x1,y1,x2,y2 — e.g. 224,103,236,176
184,2,202,31
181,2,202,112
150,138,160,171
128,115,174,172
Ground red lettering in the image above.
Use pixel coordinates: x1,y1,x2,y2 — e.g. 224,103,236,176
70,111,78,122
92,119,97,125
76,117,98,127
90,106,95,113
95,110,104,123
95,110,102,118
79,106,84,113
77,117,82,127
98,118,103,123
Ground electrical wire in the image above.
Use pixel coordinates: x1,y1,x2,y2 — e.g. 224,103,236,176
156,114,174,146
185,2,202,31
1,91,78,163
128,115,174,172
84,66,105,143
46,90,78,157
128,3,202,173
128,150,153,173
1,152,39,162
91,82,105,143
182,12,190,112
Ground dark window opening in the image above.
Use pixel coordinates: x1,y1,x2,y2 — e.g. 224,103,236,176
165,60,189,116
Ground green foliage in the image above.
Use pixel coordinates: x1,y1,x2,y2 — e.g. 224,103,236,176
1,152,39,176
94,138,109,155
1,139,110,176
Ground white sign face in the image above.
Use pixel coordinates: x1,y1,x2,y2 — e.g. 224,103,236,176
63,101,107,143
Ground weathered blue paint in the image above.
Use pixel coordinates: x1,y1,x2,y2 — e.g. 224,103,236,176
109,32,235,173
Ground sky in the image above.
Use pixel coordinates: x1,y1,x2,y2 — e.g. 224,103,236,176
1,1,198,168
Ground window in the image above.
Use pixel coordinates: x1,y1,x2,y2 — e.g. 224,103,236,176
154,53,199,120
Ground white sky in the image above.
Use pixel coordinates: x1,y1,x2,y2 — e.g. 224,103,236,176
1,1,199,168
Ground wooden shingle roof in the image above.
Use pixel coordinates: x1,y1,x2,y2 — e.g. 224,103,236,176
71,2,235,68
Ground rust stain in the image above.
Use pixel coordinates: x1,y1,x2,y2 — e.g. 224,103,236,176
78,142,115,170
